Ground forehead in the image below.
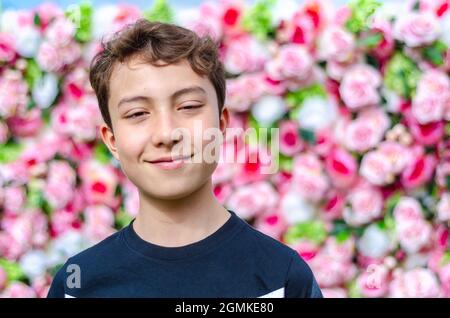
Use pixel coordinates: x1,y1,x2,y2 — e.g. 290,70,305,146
108,57,212,106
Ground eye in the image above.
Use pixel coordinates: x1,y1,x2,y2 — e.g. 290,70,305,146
180,105,203,111
125,111,147,119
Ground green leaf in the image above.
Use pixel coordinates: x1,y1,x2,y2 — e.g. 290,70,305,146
241,0,276,41
144,0,174,23
299,128,316,145
422,41,447,66
357,32,383,49
0,142,24,164
347,279,363,298
384,52,421,99
446,175,450,190
278,153,293,171
283,220,327,245
384,191,403,217
115,208,134,230
285,84,327,108
33,13,41,27
65,0,93,43
94,143,112,164
345,0,381,34
24,59,43,89
0,258,25,283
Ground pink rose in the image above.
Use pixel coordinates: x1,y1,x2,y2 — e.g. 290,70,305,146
321,191,345,221
360,151,394,186
436,161,450,188
438,262,450,297
182,1,223,40
1,282,36,298
407,116,445,146
265,44,313,81
343,186,383,226
6,108,43,137
340,64,381,110
357,264,389,298
369,18,395,59
0,33,16,63
226,73,266,112
318,26,355,63
412,69,450,124
213,182,233,205
36,41,60,72
291,153,329,202
78,160,119,206
233,145,273,186
2,186,26,214
279,120,303,156
393,197,424,223
50,209,81,236
312,127,335,157
393,12,440,47
308,253,357,288
345,107,390,154
226,181,278,219
396,218,432,253
394,197,432,253
65,96,101,142
45,17,76,47
254,211,288,240
83,205,115,241
224,34,268,74
401,154,436,189
34,2,64,30
437,193,450,222
323,236,355,262
212,144,237,185
389,268,441,297
0,70,28,118
63,67,90,102
377,141,410,175
43,160,76,210
325,147,357,188
37,41,81,73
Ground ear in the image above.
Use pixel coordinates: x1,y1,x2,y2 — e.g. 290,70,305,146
99,123,120,161
219,106,230,136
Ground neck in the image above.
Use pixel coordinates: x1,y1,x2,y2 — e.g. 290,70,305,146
133,179,230,247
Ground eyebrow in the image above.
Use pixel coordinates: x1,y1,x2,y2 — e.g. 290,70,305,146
117,85,207,109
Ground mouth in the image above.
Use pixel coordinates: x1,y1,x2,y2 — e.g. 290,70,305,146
145,154,193,170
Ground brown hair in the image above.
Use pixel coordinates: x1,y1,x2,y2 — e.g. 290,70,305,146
89,19,226,133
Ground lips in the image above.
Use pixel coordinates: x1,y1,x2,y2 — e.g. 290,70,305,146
145,154,193,170
148,154,193,163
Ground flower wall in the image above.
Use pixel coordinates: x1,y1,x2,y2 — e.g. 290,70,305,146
0,0,449,297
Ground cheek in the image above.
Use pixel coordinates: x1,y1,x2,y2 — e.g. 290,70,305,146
114,130,147,160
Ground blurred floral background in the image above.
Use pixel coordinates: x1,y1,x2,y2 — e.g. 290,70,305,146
0,0,449,298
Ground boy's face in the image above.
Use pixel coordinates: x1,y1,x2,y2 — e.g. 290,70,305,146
100,57,229,200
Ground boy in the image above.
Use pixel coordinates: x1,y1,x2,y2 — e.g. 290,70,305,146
47,19,322,298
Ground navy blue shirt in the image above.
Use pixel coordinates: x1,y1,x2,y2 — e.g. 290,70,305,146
47,210,322,298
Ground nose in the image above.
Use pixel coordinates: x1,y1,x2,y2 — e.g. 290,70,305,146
151,111,182,148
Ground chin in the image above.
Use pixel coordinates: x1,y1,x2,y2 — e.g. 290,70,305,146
148,183,200,200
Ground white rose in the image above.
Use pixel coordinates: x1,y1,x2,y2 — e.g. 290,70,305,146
295,97,338,131
251,94,287,126
357,224,393,259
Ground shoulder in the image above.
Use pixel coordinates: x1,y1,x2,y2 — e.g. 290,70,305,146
68,229,124,266
47,229,126,298
237,222,322,298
